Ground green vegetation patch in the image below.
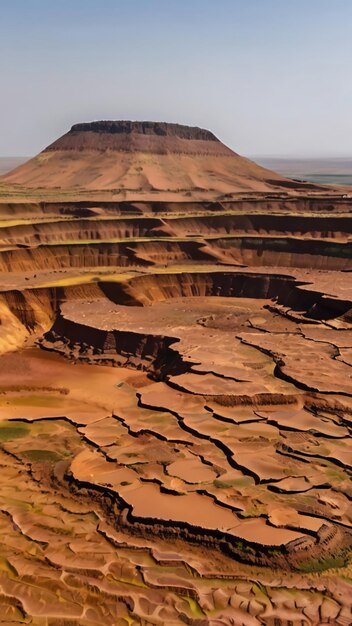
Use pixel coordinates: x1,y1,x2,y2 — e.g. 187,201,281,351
0,421,29,442
0,394,65,408
180,596,205,617
21,449,62,462
296,554,347,573
213,476,253,489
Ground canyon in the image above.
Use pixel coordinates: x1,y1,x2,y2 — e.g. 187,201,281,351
0,121,350,626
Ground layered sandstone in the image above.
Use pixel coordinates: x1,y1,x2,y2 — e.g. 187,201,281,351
0,121,350,625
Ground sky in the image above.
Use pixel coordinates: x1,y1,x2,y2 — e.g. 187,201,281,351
1,0,352,157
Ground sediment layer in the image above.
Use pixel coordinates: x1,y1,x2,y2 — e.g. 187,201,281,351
0,125,351,624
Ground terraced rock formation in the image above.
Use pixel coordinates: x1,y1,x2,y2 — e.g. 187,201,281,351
0,121,351,625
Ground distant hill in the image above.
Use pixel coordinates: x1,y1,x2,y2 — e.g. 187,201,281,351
255,157,352,186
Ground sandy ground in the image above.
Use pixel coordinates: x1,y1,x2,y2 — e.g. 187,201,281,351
0,122,350,624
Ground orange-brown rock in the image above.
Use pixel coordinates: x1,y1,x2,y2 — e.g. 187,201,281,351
0,120,350,625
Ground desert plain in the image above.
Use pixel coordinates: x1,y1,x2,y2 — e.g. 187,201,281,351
0,121,350,625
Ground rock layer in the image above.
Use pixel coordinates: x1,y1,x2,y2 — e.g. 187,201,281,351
0,121,351,625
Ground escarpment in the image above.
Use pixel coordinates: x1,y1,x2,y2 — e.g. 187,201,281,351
0,120,351,625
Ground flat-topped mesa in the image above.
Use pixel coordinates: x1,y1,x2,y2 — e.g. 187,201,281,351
2,119,324,197
71,121,219,140
45,120,234,156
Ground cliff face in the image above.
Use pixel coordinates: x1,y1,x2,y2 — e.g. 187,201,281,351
44,121,232,156
69,120,220,140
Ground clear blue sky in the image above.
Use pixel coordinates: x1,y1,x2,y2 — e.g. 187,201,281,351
1,0,352,157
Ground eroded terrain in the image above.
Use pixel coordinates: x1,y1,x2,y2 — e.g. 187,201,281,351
0,122,351,625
